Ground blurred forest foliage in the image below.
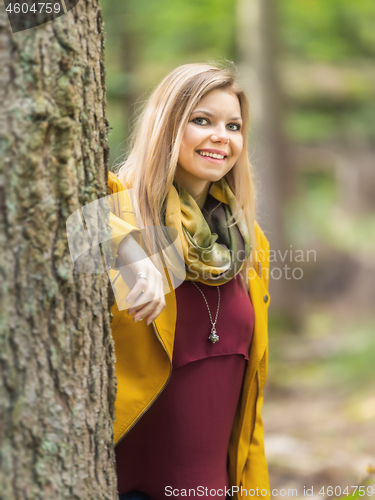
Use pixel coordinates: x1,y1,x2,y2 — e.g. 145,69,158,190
100,0,375,493
282,0,375,144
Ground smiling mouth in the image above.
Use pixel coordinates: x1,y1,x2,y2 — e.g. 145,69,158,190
198,151,227,160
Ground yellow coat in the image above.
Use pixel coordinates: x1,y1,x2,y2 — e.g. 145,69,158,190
108,172,271,498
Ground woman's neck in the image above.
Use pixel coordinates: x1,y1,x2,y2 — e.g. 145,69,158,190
173,176,211,209
193,183,211,209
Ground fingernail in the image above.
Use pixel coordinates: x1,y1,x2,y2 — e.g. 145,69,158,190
134,316,142,322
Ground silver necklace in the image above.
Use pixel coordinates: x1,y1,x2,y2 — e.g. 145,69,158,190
192,282,221,344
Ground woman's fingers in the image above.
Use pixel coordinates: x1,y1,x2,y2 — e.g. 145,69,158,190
126,273,166,323
145,300,166,325
131,296,165,322
133,295,166,324
132,301,158,322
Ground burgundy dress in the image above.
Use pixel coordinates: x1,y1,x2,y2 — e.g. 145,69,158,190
116,273,255,499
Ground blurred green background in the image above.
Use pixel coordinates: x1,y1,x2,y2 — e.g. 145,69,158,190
101,0,375,495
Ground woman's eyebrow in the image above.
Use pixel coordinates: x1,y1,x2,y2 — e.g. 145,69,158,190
191,109,242,121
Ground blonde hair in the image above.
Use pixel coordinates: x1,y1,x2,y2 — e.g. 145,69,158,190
117,62,257,289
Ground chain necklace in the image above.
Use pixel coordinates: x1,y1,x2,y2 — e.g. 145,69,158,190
192,282,221,344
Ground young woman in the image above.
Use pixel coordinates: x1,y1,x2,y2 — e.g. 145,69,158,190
108,63,271,500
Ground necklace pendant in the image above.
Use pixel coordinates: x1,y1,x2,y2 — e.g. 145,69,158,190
208,327,219,344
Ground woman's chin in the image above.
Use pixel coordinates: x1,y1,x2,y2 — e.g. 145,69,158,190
205,173,227,183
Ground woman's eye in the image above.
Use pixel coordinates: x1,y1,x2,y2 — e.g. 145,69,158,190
227,123,241,132
192,117,209,126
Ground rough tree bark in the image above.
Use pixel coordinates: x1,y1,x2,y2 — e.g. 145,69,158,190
0,2,117,498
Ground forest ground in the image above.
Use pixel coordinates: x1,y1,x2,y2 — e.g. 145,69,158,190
264,279,375,500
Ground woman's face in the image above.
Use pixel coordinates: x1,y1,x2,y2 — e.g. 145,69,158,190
175,89,244,196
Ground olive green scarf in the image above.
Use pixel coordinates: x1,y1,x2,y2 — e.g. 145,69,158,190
164,178,251,285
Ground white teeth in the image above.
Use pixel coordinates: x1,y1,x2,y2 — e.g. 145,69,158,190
199,151,225,159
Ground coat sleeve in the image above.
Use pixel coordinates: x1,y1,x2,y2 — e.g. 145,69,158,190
107,171,142,269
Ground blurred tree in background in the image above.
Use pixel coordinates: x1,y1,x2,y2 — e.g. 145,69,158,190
278,0,375,311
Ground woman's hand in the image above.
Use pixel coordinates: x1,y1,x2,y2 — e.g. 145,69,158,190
117,233,166,325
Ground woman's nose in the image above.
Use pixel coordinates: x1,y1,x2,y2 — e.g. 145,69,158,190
210,125,229,143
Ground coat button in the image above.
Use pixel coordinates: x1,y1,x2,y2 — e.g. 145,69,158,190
263,294,269,303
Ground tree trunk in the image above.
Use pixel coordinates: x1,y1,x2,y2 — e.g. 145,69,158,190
0,2,117,499
237,0,299,321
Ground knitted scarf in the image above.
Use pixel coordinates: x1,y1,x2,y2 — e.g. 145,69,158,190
164,178,251,285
